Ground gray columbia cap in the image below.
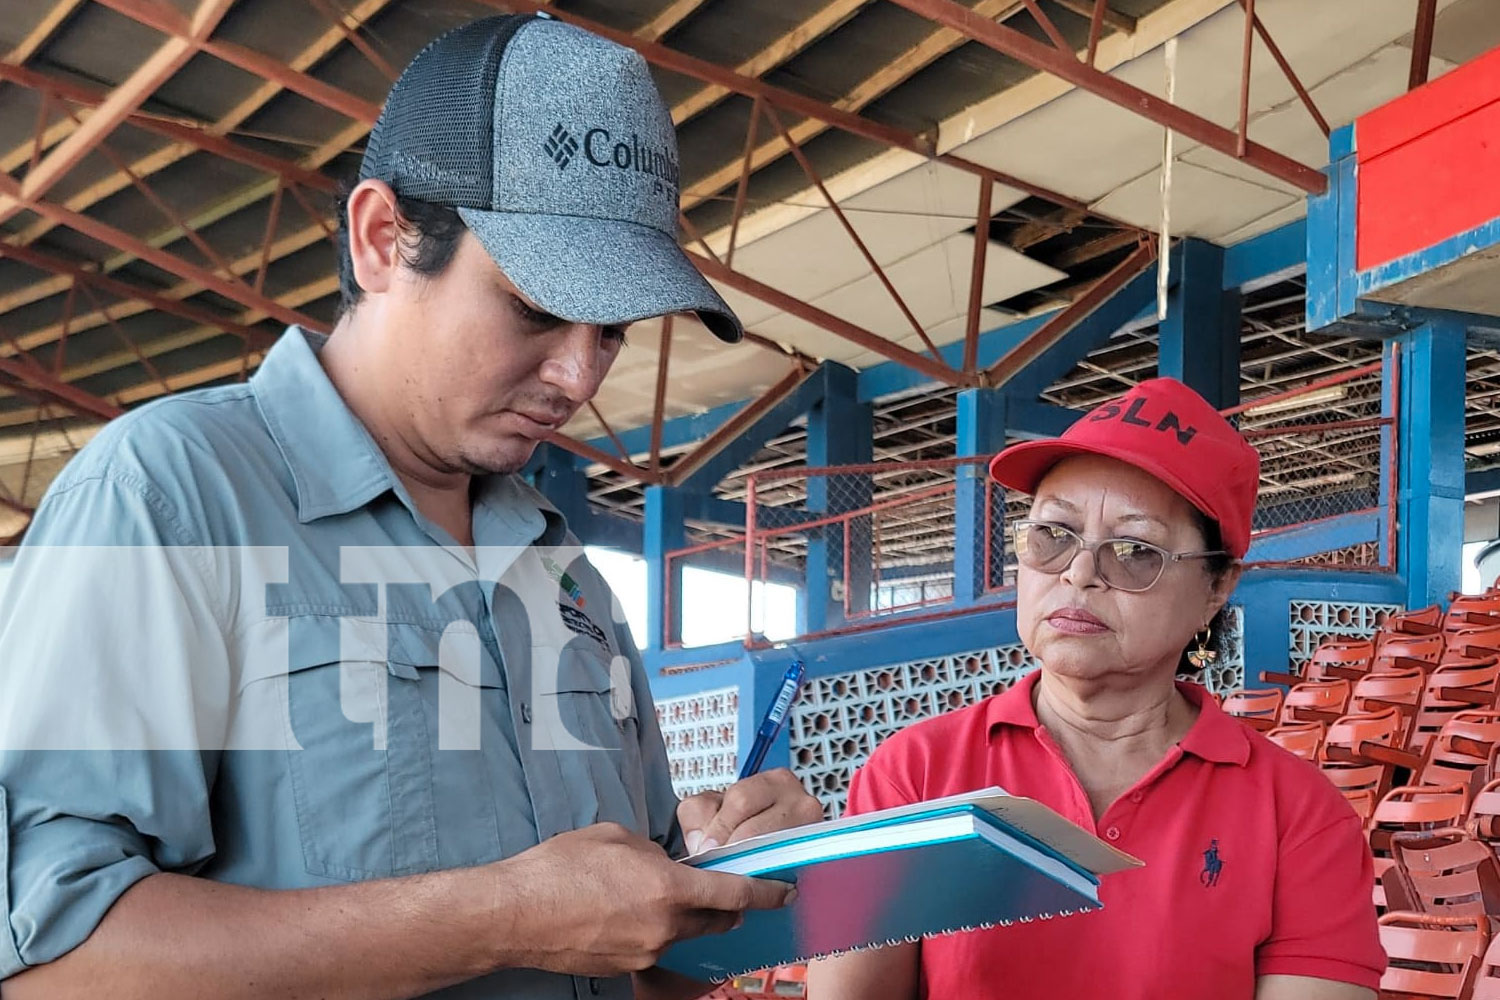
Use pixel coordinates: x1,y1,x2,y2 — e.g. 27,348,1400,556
359,13,743,342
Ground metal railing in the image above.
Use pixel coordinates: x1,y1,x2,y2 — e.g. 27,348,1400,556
661,360,1400,649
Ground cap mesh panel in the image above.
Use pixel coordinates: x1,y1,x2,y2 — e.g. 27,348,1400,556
358,14,535,208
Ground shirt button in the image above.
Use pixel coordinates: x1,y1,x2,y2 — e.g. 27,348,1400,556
588,977,602,995
1130,791,1144,804
520,702,532,724
1105,826,1121,841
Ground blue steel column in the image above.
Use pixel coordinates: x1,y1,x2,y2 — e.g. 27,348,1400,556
644,486,685,652
804,364,873,632
1158,239,1241,408
955,389,1007,604
1398,316,1467,608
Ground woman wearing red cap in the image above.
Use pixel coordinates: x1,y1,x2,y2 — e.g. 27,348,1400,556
809,379,1383,1000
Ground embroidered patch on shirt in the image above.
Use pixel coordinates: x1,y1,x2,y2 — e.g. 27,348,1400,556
1200,838,1223,887
542,555,586,609
558,602,610,651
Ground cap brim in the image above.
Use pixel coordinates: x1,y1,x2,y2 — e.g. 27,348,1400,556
989,438,1219,534
458,209,743,343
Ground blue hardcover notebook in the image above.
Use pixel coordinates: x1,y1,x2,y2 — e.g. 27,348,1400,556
658,788,1142,981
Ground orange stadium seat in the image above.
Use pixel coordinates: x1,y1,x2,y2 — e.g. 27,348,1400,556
1222,688,1283,731
1420,713,1500,800
1473,932,1500,999
1411,659,1500,753
1282,678,1352,725
1374,631,1448,674
1383,829,1500,921
1265,722,1323,762
1261,638,1373,687
1378,912,1490,1000
1384,605,1447,638
1323,763,1389,825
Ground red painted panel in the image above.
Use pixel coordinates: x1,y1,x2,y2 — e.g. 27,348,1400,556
1357,66,1500,271
1359,44,1500,162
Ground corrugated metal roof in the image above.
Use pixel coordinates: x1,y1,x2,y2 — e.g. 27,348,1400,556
0,0,1494,544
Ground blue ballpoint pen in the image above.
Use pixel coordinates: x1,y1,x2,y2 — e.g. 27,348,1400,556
738,659,806,780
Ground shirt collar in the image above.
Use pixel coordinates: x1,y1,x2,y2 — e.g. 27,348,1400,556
1177,682,1252,766
253,327,395,523
986,668,1250,767
252,327,566,542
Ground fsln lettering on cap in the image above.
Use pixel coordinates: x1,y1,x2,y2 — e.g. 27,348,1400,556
1088,398,1198,446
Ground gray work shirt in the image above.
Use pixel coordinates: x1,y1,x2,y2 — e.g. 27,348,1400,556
0,327,682,998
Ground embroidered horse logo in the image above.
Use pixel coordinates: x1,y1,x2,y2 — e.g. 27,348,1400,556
1200,838,1223,887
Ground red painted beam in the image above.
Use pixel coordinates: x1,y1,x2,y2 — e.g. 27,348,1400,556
650,315,673,472
1086,0,1108,65
542,430,662,483
0,356,124,422
884,0,1328,195
0,0,235,225
0,62,337,192
90,0,383,124
0,173,323,333
686,249,970,387
1237,0,1329,138
963,177,993,374
0,242,279,351
489,0,934,156
1409,0,1438,90
201,39,382,124
493,0,1145,226
0,495,33,518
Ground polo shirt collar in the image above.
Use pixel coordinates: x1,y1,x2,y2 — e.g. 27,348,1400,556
1177,682,1252,766
987,668,1250,767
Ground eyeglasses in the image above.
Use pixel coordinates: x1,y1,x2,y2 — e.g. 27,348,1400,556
1011,519,1226,593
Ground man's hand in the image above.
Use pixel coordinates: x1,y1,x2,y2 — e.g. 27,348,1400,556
677,769,824,855
492,822,796,977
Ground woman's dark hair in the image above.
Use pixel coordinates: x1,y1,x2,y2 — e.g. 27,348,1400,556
334,181,467,317
1177,509,1236,677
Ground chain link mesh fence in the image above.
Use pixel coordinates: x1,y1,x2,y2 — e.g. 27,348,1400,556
1233,362,1393,565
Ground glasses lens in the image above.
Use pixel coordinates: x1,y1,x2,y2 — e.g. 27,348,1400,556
1016,522,1078,571
1097,539,1166,592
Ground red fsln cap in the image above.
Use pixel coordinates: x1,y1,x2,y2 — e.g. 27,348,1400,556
988,378,1261,558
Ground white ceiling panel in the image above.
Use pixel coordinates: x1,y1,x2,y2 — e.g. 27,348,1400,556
1178,45,1458,198
729,161,1029,302
952,92,1188,206
1216,199,1308,247
1093,160,1300,241
1421,0,1500,65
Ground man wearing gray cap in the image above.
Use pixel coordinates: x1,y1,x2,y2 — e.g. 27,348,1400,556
0,14,819,1000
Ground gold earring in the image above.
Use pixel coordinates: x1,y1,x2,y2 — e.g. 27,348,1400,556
1188,626,1217,668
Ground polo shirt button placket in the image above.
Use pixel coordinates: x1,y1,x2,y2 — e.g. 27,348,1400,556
588,976,602,995
521,702,532,725
1105,825,1121,841
1129,791,1144,804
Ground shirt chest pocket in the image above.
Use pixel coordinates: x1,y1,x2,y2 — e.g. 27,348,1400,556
282,621,509,882
532,639,650,837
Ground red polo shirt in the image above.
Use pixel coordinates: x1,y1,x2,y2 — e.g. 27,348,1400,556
845,670,1384,999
